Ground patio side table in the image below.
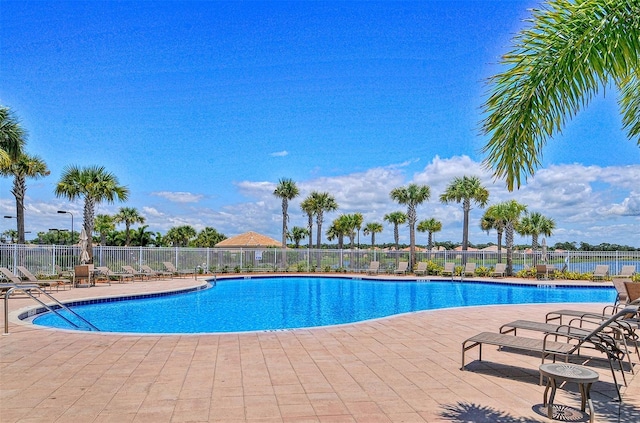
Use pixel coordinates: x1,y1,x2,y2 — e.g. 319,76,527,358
539,363,599,423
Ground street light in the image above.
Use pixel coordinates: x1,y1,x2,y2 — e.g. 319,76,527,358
48,228,67,245
57,210,74,244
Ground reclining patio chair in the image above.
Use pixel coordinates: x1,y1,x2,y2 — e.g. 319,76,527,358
463,262,476,277
491,263,506,278
462,306,639,401
366,261,380,275
141,264,172,279
590,264,610,281
95,266,134,284
414,261,428,276
612,265,636,282
16,266,70,291
440,262,455,277
122,265,147,281
394,261,409,275
163,261,191,278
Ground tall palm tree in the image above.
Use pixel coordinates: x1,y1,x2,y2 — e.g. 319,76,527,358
273,178,299,247
383,211,407,252
0,152,49,243
342,213,363,250
518,211,556,251
94,214,115,246
55,165,129,261
390,184,431,270
440,176,489,251
310,191,338,250
491,200,527,275
300,196,316,250
326,217,348,250
0,106,25,167
417,218,442,252
481,1,640,190
288,226,309,248
363,222,383,249
114,207,145,246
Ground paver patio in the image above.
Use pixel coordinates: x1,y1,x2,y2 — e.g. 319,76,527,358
1,275,639,422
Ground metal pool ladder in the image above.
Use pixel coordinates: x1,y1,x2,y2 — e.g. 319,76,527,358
3,283,100,334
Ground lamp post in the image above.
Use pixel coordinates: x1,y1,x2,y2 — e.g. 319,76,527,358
57,210,74,244
48,228,67,245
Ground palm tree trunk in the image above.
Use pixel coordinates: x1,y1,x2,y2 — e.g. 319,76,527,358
462,200,471,251
497,229,503,263
307,214,313,250
505,223,514,276
13,175,26,244
84,197,96,262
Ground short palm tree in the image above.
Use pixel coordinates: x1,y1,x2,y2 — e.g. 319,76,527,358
518,212,556,251
440,176,489,251
300,196,316,250
273,178,299,248
1,152,50,243
288,226,309,248
0,106,25,167
383,211,407,252
491,200,527,275
326,217,348,250
480,205,507,261
390,184,431,270
481,1,640,190
417,218,442,252
363,222,383,249
310,191,338,250
94,214,116,246
130,225,153,247
165,225,197,247
114,207,146,246
55,165,129,261
193,227,227,247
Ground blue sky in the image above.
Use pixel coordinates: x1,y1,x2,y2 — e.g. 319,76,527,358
2,1,639,247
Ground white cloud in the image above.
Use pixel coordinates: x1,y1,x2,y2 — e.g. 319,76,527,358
151,191,203,203
270,150,289,157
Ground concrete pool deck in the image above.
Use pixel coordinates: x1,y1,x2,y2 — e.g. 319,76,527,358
1,274,639,422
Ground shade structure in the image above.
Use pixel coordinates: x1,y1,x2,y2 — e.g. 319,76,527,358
214,231,281,248
78,227,90,264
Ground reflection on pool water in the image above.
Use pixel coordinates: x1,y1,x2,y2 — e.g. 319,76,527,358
33,276,616,333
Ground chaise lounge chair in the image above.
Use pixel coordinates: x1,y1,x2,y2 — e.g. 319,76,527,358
366,261,380,275
414,261,428,276
95,266,134,283
463,262,476,277
491,263,506,278
394,261,409,275
590,264,609,281
16,266,70,291
122,265,147,281
612,265,636,282
440,262,455,277
462,306,638,401
141,264,172,279
163,261,191,278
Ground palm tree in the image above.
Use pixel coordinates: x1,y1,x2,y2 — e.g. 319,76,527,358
55,165,129,261
273,178,299,248
481,1,640,190
288,226,309,248
480,205,506,261
518,211,556,251
363,222,383,249
342,213,363,250
310,191,338,250
440,176,489,251
0,107,25,167
130,225,153,247
300,196,316,250
491,200,527,275
383,211,407,252
417,218,442,252
326,218,348,250
165,225,197,247
193,227,227,247
390,184,431,270
0,152,50,243
114,207,145,246
94,214,115,246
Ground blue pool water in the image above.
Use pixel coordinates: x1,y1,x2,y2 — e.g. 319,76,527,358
33,277,616,333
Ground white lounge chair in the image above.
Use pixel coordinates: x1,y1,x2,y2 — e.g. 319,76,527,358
440,262,455,277
394,261,409,275
591,265,609,281
414,262,428,276
366,261,380,275
491,263,506,278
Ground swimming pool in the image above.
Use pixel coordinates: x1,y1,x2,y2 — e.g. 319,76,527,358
32,276,616,333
